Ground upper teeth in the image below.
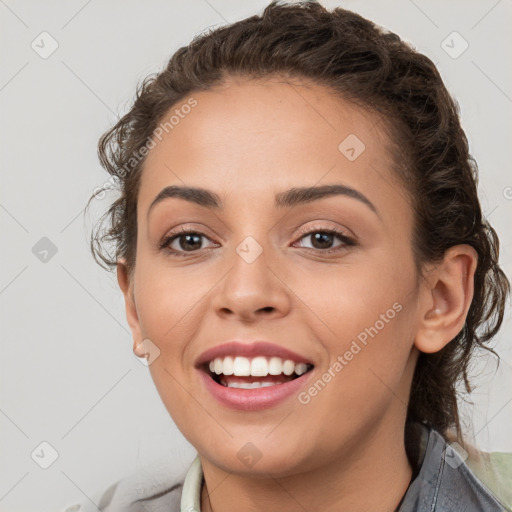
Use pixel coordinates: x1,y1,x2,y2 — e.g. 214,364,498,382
208,356,310,377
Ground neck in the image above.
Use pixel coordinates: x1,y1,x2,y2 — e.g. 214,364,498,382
200,419,413,512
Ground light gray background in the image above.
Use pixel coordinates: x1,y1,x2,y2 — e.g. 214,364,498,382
1,1,511,510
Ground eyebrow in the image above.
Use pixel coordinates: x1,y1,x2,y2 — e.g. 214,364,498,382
147,184,380,218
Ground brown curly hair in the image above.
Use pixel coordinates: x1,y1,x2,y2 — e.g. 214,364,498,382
90,0,510,440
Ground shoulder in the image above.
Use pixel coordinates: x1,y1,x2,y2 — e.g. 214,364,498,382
60,454,196,512
464,448,512,511
400,423,512,512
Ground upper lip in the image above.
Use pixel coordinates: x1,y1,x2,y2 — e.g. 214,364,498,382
195,341,314,368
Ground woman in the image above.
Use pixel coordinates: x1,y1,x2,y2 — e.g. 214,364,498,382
77,1,511,510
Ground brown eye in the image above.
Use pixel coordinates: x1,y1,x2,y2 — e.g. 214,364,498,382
295,227,355,253
159,228,218,257
308,232,336,249
174,233,203,251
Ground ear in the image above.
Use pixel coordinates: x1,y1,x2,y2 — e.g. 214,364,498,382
117,259,145,357
414,244,478,354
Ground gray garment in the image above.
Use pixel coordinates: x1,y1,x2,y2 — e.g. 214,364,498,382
397,424,507,511
65,423,507,512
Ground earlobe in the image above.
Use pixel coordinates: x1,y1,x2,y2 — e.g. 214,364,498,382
117,259,144,355
414,245,478,354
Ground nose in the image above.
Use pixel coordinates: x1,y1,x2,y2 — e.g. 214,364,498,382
211,241,291,323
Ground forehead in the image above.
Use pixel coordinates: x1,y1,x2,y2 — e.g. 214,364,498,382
138,77,407,222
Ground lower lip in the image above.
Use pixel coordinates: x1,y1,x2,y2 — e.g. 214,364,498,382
198,369,314,411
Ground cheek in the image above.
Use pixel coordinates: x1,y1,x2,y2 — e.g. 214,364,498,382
293,252,416,387
292,269,416,444
133,259,209,341
133,265,206,427
131,263,209,413
295,254,408,338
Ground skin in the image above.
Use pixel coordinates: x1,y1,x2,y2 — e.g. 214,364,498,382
117,76,478,512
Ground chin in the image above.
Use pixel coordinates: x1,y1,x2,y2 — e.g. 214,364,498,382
199,440,315,478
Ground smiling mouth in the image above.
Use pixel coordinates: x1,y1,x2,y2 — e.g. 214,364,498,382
202,356,315,389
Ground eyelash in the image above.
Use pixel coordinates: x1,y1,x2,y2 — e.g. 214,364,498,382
159,225,356,257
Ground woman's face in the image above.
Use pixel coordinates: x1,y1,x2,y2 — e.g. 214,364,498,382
122,77,426,476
